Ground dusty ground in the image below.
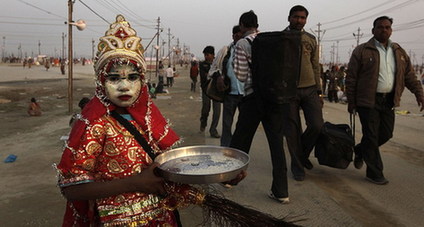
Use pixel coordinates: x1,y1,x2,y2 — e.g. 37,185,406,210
0,63,206,226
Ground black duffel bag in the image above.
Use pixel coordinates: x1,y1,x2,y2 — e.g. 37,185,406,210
314,121,354,169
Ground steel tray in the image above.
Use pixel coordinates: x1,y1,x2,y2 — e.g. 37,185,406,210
154,145,249,184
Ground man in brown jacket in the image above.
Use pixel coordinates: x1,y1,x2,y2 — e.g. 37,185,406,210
346,16,424,185
283,5,324,181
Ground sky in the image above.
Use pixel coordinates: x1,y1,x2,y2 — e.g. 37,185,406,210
1,0,424,65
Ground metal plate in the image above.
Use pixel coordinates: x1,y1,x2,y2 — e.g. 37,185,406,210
154,145,249,184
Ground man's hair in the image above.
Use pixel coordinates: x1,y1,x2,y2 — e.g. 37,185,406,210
232,25,241,35
203,46,214,55
289,5,309,17
373,16,393,28
239,10,258,28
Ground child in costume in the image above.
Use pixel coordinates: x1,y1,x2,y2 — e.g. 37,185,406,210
56,15,295,227
56,15,205,226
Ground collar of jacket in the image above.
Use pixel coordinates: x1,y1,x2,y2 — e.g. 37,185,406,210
364,38,400,51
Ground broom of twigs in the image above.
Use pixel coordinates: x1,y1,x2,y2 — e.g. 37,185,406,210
200,193,304,227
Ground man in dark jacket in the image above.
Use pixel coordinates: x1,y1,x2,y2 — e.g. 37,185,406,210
346,16,424,185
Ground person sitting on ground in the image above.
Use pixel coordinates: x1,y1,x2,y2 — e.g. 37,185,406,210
27,97,42,116
155,80,166,94
150,82,156,98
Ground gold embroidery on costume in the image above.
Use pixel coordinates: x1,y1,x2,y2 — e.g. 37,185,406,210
82,159,95,171
105,122,118,137
114,195,125,204
105,141,120,156
132,163,142,173
127,147,138,161
86,141,102,155
107,159,125,173
91,124,105,138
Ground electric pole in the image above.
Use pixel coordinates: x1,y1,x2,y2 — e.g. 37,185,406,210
331,43,336,65
62,32,66,60
168,28,171,66
91,38,95,61
353,27,363,47
312,22,325,62
38,40,41,55
68,0,74,113
336,40,339,65
2,36,5,61
155,17,160,79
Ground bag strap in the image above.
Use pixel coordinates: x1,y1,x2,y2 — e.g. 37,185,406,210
349,112,356,144
110,110,157,160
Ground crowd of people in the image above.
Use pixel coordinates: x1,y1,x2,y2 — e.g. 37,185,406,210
53,5,424,226
190,5,423,202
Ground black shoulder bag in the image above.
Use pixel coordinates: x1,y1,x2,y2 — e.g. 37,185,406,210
110,110,156,159
110,110,183,227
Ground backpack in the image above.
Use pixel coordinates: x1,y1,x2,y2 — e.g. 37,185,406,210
314,121,354,169
249,31,302,104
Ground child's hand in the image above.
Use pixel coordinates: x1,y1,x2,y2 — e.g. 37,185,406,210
133,162,166,195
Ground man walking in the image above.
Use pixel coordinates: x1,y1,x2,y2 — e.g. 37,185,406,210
283,5,324,181
346,16,424,185
214,25,244,147
199,46,221,138
230,10,289,204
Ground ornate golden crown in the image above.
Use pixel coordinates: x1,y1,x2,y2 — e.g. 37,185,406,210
94,15,146,74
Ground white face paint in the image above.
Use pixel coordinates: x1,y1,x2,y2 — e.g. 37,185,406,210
104,64,142,107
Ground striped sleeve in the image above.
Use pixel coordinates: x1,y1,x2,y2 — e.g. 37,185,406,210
233,39,250,82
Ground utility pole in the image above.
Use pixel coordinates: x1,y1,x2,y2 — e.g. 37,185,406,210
62,32,66,60
38,40,41,55
162,41,166,59
168,28,171,66
336,40,339,65
353,27,363,47
68,0,74,113
312,22,325,62
331,43,336,65
2,36,5,61
91,38,95,61
155,17,160,79
176,38,180,66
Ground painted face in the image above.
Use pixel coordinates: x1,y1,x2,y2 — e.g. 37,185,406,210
288,11,307,31
104,64,142,107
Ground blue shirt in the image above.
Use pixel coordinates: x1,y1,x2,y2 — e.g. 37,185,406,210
227,43,244,95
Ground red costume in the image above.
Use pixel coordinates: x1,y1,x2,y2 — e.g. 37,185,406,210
56,15,203,226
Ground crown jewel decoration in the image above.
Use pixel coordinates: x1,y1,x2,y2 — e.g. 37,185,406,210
94,15,146,74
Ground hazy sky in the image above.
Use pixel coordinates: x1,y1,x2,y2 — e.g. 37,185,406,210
1,0,424,65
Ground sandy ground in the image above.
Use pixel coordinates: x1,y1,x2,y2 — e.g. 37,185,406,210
0,63,208,226
1,63,424,226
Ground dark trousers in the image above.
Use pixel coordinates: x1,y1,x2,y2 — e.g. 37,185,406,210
190,77,197,92
200,90,221,135
167,77,174,87
230,93,288,198
285,86,324,177
328,90,339,102
220,94,243,147
356,93,394,179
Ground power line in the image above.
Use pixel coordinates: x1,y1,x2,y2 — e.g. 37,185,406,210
321,0,394,24
17,0,67,20
324,0,418,31
78,0,110,24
